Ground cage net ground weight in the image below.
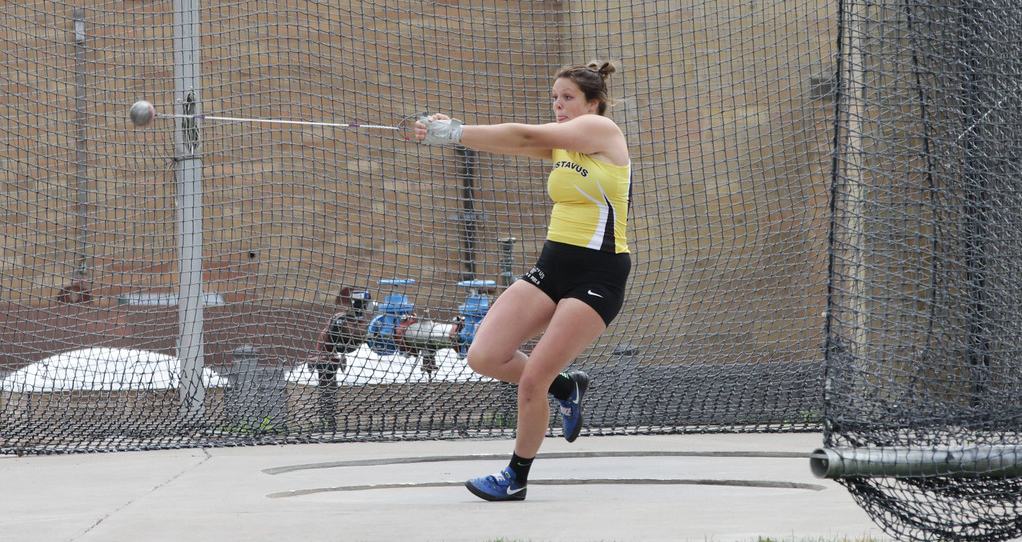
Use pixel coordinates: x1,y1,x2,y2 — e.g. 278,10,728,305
2,1,1021,541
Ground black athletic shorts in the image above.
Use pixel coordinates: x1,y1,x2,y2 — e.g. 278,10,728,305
522,240,631,326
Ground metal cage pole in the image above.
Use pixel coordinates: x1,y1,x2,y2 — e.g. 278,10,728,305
840,0,871,389
72,9,89,282
823,0,870,443
174,0,205,419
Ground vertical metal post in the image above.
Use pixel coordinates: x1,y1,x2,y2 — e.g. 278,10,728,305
959,0,992,408
72,9,88,281
174,0,205,419
456,146,479,282
498,237,517,288
836,0,870,364
824,0,870,440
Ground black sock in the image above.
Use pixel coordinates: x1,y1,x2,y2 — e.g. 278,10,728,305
548,372,574,401
508,452,534,485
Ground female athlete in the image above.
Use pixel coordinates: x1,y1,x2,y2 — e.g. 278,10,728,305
415,60,631,501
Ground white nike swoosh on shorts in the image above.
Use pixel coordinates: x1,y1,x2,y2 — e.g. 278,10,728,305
587,290,604,298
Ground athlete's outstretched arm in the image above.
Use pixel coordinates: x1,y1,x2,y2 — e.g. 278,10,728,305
415,113,622,159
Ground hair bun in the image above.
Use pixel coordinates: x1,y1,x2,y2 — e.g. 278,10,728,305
555,61,616,115
587,61,617,79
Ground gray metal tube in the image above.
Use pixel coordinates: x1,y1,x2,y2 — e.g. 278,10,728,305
811,446,1022,479
73,9,89,280
174,0,205,419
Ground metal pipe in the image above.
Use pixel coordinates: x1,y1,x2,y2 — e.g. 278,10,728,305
498,237,517,288
456,146,479,281
72,9,89,281
174,0,205,420
810,446,1022,479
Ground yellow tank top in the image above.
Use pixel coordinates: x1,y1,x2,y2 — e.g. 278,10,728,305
546,149,630,254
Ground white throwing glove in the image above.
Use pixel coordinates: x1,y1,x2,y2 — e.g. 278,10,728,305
420,117,464,146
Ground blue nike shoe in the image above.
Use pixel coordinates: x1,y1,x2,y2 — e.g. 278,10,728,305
465,467,527,501
557,371,590,443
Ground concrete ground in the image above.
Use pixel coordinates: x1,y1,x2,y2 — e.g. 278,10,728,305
0,433,892,542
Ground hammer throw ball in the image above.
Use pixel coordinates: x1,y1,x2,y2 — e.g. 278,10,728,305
129,100,156,127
